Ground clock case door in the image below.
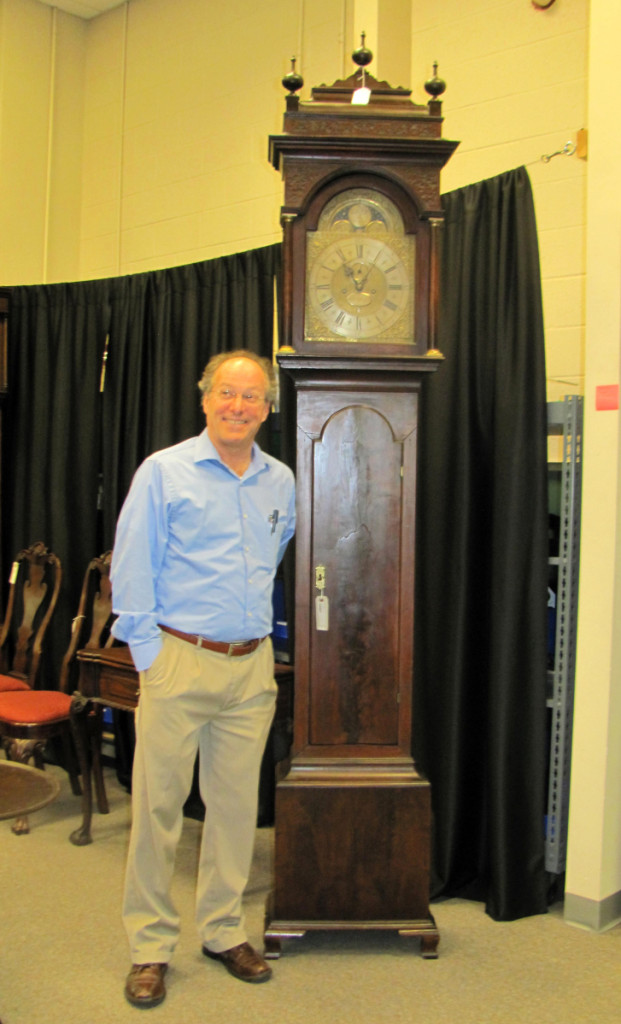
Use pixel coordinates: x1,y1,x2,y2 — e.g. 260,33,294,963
284,360,431,768
289,172,433,358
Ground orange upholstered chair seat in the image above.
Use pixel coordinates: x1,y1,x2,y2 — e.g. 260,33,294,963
0,690,73,726
0,675,30,692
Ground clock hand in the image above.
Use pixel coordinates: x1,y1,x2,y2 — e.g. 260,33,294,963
347,261,369,292
356,256,380,291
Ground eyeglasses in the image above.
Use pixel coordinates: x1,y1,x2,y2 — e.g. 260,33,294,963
212,386,266,406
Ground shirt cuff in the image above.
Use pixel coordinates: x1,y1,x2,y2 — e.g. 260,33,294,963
129,635,163,672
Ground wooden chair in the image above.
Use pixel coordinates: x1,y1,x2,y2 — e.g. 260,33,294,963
59,551,115,691
59,551,116,819
0,542,60,693
0,542,74,833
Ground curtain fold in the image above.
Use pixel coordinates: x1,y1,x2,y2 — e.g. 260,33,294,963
101,245,281,547
3,282,109,683
414,166,549,920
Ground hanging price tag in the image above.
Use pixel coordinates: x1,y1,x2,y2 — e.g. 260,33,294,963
315,595,329,631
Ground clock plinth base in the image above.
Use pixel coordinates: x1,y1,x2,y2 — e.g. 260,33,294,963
263,762,439,959
263,908,440,960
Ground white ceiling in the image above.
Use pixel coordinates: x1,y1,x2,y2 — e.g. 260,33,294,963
36,0,129,19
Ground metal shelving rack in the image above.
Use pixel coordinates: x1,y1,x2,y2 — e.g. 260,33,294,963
545,395,583,874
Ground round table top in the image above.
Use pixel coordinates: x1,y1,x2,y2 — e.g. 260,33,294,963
0,760,60,820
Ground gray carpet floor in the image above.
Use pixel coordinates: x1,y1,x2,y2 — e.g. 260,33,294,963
1,763,620,1024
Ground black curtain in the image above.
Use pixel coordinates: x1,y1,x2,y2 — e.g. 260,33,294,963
2,244,281,684
414,166,549,920
101,247,282,547
3,282,109,685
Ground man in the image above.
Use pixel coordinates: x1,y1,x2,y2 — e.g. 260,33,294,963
110,350,295,1008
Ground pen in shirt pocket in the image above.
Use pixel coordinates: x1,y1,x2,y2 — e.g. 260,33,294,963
268,509,279,534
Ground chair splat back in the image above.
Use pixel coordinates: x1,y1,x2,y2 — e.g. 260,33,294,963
0,542,62,689
59,551,115,695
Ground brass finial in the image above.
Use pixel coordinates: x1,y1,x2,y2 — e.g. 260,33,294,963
352,32,373,68
424,61,446,100
282,56,303,95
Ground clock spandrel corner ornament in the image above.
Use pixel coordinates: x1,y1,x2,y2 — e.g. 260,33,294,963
305,189,415,345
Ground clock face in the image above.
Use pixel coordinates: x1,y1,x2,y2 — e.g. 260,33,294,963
304,189,415,344
307,235,411,340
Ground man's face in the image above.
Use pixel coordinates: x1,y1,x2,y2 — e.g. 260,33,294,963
203,357,270,454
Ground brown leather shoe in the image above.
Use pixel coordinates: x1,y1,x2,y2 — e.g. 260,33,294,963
202,941,272,983
124,963,168,1008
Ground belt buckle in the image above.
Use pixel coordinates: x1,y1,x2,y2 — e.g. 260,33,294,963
225,638,262,657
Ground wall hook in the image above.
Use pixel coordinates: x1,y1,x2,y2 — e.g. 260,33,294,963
540,141,577,164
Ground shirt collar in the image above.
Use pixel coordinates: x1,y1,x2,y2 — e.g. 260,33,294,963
195,429,267,479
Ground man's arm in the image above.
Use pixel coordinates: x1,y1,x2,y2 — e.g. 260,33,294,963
110,458,169,671
277,479,296,566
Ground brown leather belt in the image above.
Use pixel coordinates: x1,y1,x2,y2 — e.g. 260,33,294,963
159,624,266,657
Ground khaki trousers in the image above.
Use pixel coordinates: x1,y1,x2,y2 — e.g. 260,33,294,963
122,631,277,963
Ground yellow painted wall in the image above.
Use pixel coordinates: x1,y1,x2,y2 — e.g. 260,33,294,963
47,10,86,283
78,0,355,279
411,0,588,402
0,0,53,284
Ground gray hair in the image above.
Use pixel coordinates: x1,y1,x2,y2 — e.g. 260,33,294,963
197,350,276,404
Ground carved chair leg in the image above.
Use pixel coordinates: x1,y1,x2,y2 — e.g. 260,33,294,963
61,723,82,797
3,737,45,836
32,745,45,772
69,694,94,846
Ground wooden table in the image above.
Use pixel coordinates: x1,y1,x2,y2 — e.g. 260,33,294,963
0,759,60,821
69,646,137,846
69,645,293,846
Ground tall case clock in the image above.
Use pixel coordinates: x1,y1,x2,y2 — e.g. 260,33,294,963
264,46,458,958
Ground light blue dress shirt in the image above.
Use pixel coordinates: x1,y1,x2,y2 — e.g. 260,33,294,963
110,430,295,671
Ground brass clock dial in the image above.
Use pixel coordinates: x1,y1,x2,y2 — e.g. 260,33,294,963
307,235,411,340
304,189,415,344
